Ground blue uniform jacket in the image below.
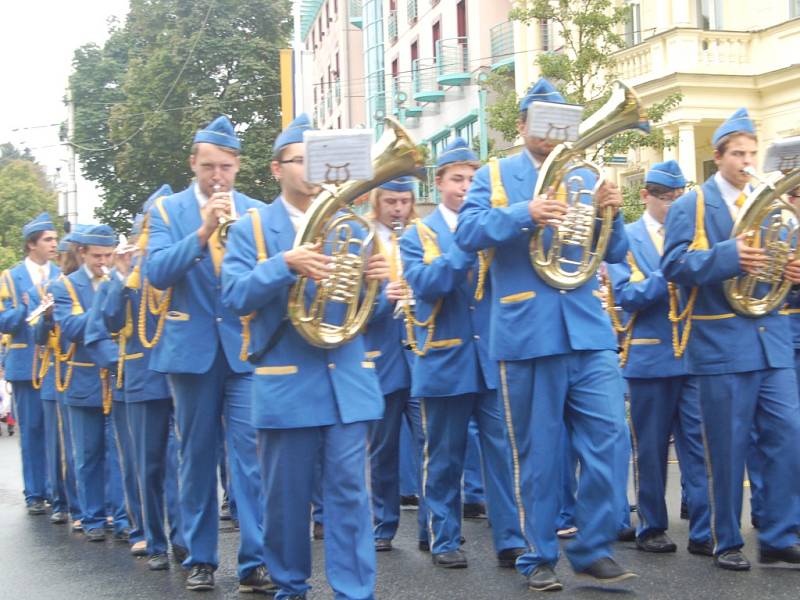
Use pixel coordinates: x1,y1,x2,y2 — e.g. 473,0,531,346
100,271,171,402
51,268,118,407
607,218,687,379
363,293,412,396
456,151,628,361
0,262,59,381
400,208,495,398
221,197,384,429
661,177,793,375
146,185,262,375
27,284,56,400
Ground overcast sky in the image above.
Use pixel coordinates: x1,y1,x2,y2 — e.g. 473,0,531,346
0,0,131,222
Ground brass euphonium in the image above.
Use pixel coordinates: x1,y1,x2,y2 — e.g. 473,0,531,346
530,80,651,289
288,118,425,348
723,166,800,317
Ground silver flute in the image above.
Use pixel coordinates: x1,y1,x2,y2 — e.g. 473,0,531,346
26,295,54,324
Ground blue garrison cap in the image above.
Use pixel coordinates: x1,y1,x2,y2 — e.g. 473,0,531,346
59,224,89,251
379,176,416,193
193,115,241,151
143,184,173,214
72,224,116,247
519,78,566,113
436,137,478,169
712,108,756,146
57,239,71,253
273,113,314,155
22,212,55,239
645,160,686,189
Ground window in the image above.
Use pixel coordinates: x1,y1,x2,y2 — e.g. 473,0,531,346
326,1,330,24
539,19,550,51
456,0,467,39
625,2,641,47
697,0,723,30
411,40,418,64
432,21,441,56
456,120,477,147
792,0,800,18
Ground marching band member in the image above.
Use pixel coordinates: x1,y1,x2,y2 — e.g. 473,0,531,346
606,161,712,555
50,225,129,542
221,113,387,600
100,186,187,569
661,108,800,570
365,176,427,552
400,137,526,570
145,116,270,592
456,78,635,590
0,213,60,515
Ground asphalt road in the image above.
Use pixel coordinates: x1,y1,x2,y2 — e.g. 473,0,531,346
1,432,799,600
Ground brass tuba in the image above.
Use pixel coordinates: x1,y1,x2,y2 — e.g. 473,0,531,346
287,118,425,348
723,166,800,317
530,80,651,289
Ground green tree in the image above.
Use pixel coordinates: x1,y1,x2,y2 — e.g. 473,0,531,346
0,160,59,270
0,143,36,169
69,0,292,233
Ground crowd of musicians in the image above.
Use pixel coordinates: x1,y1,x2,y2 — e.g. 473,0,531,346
2,76,800,599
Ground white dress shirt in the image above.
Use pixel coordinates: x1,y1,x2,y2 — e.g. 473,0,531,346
714,171,752,218
438,203,459,232
24,257,48,289
281,197,307,232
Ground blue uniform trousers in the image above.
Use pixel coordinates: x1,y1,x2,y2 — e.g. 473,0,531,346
42,397,68,513
104,414,129,533
628,376,710,542
311,450,323,526
421,391,525,555
11,381,47,504
127,399,186,555
697,369,800,553
502,351,627,574
369,388,426,542
399,417,419,497
259,422,375,600
169,347,263,578
556,429,577,531
111,399,144,543
57,394,82,520
463,419,485,505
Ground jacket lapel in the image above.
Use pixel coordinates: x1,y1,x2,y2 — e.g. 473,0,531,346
269,197,299,253
71,267,94,309
702,178,734,243
631,218,660,271
509,152,538,202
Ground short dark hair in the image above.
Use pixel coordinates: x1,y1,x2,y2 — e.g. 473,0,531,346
24,230,46,255
715,132,757,156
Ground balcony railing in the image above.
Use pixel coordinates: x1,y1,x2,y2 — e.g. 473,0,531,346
436,37,471,86
408,0,418,24
412,58,445,102
349,0,363,28
490,21,515,70
388,10,398,42
390,77,423,119
335,79,341,104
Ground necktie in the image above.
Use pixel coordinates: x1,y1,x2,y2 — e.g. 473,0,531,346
208,227,224,276
654,225,665,255
735,192,747,209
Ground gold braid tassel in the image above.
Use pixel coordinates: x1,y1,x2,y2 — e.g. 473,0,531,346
600,269,637,368
668,283,698,359
138,281,171,349
474,250,494,302
54,335,76,394
116,301,134,389
100,368,112,415
238,208,268,363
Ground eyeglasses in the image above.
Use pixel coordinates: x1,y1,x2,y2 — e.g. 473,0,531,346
278,157,304,166
651,189,685,202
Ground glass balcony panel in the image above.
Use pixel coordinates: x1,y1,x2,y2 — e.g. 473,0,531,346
436,38,471,86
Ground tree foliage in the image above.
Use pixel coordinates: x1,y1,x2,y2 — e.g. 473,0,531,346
0,160,59,270
0,143,36,169
69,0,292,233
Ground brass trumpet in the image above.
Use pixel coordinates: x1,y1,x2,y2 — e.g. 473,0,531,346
213,184,237,245
723,166,800,316
530,80,651,289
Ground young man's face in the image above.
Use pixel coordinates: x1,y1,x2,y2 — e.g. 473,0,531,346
190,143,240,197
80,245,114,278
517,118,558,164
642,187,684,225
436,164,477,213
375,190,414,229
270,143,321,202
714,134,758,190
27,230,58,263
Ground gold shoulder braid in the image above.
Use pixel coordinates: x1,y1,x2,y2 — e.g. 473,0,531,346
115,301,135,389
668,187,706,358
239,208,268,362
401,220,443,357
100,368,112,415
54,277,83,392
474,158,510,302
602,256,639,368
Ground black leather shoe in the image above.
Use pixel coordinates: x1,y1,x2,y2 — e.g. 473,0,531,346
130,540,148,557
186,564,215,591
714,549,751,571
527,564,563,592
219,500,232,521
172,544,189,564
680,501,689,520
50,511,69,524
239,565,277,594
463,502,487,519
148,553,170,571
418,540,430,552
636,531,677,553
400,495,419,507
432,550,468,568
617,527,636,542
497,547,526,569
575,557,638,583
687,539,714,556
375,538,393,552
85,527,106,542
27,501,46,515
71,519,83,533
312,522,324,540
113,529,130,542
759,543,800,564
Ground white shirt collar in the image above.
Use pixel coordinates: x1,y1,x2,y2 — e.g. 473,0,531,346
641,210,663,235
24,257,48,287
374,221,393,250
280,197,306,231
438,203,459,232
83,265,100,291
524,149,542,169
714,171,752,214
194,182,208,208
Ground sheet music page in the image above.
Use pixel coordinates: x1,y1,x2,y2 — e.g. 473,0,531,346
304,130,375,183
526,101,584,143
764,136,800,173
